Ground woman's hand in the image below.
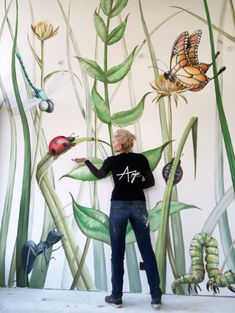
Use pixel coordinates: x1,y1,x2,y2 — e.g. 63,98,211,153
72,157,87,163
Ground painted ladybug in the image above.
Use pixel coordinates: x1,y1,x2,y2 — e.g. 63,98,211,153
162,158,183,185
49,135,76,158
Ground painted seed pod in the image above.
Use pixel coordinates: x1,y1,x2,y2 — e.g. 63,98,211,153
162,158,183,185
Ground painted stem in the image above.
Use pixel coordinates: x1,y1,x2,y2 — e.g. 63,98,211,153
156,117,198,292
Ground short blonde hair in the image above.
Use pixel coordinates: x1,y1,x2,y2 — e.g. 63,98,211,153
113,129,136,152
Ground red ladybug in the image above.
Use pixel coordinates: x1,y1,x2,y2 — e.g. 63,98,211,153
49,135,76,157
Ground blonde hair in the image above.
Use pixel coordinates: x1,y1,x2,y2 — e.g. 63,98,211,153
113,129,136,152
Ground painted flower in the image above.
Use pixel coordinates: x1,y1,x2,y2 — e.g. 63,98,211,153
31,20,59,41
150,74,189,106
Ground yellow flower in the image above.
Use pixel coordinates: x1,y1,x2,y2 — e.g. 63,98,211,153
150,74,189,106
31,20,59,41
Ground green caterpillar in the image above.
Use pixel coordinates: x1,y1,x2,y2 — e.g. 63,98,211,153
171,233,235,294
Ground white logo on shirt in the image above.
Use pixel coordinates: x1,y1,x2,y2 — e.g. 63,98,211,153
116,166,142,183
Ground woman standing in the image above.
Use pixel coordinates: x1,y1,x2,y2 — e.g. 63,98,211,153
73,129,162,309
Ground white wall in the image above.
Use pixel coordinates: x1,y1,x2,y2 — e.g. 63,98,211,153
0,0,235,296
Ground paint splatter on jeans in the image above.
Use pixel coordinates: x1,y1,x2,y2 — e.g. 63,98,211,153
109,200,162,299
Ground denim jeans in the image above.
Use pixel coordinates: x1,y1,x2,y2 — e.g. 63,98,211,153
109,200,162,299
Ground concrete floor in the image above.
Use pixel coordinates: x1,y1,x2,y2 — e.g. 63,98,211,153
0,288,234,313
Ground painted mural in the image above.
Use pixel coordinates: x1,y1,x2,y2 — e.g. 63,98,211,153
0,0,235,297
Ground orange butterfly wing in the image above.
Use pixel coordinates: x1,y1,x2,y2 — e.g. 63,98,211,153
187,30,202,65
166,30,212,91
164,32,190,82
188,30,213,75
169,31,190,78
176,66,210,91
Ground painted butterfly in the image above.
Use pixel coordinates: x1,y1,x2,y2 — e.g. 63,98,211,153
164,30,226,92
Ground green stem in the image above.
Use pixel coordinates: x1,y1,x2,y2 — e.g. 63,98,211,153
156,117,198,292
12,0,32,287
0,79,17,287
70,238,91,289
167,95,172,160
104,8,113,153
36,137,96,290
228,0,235,28
204,0,235,192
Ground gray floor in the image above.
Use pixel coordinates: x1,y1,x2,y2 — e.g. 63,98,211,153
0,288,235,313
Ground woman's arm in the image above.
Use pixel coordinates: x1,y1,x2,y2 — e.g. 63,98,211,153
72,158,108,179
142,169,155,188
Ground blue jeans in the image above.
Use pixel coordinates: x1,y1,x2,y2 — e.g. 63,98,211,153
109,200,162,299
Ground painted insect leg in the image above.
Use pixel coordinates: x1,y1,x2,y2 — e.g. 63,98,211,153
204,236,235,293
171,234,205,294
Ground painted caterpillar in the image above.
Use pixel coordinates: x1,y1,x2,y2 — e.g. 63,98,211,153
171,233,235,294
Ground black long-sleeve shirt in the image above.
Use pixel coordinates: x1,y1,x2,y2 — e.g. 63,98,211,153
85,152,155,200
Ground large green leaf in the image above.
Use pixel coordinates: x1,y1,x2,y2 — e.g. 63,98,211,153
62,142,169,181
149,201,199,231
101,0,112,16
61,157,107,181
110,0,129,17
142,141,171,171
76,57,105,82
107,46,137,83
125,201,199,244
93,10,107,42
72,196,110,245
91,83,111,124
111,93,149,126
107,15,128,45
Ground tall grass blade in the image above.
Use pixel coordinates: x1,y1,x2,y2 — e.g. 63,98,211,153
213,0,235,272
12,0,32,287
0,79,17,287
138,0,186,292
204,0,235,191
171,6,235,43
156,117,198,292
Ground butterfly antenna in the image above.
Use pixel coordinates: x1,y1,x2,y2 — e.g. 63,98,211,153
148,65,165,73
156,59,169,70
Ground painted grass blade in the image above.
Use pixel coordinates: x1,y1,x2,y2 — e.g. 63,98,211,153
0,78,17,287
12,0,32,287
156,117,198,292
204,0,235,192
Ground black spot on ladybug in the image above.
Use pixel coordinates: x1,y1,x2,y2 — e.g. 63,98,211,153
162,158,183,185
50,149,56,156
63,142,69,147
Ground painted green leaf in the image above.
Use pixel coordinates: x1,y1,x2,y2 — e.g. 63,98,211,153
111,93,149,126
148,201,199,232
142,141,172,171
110,0,129,17
107,46,137,83
91,84,111,124
72,195,110,245
101,0,112,16
61,158,106,181
76,57,105,82
125,201,199,244
93,10,107,42
107,15,128,45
